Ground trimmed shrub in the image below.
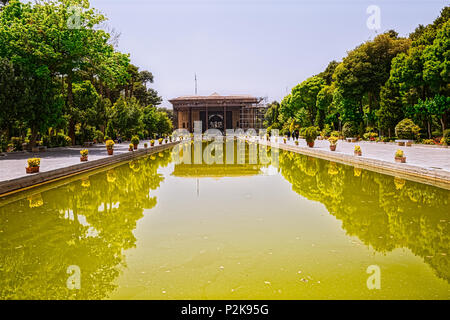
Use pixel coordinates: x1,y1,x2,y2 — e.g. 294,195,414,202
395,119,420,140
94,130,104,143
342,122,357,138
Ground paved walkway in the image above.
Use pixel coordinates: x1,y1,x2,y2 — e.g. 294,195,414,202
0,141,163,182
274,138,450,172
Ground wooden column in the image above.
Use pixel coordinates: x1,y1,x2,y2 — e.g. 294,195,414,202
206,105,208,130
224,105,227,131
189,107,192,132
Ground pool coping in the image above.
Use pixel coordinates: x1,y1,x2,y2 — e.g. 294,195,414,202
261,140,450,190
0,141,180,197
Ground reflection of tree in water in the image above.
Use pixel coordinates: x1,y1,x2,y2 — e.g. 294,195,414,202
279,151,450,283
0,149,172,299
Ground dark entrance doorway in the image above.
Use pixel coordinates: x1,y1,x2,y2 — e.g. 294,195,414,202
200,111,230,132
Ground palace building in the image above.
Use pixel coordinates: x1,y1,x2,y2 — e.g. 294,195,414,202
169,92,267,133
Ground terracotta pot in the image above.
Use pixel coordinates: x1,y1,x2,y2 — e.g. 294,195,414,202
129,148,133,152
26,166,39,174
406,141,412,147
330,145,336,151
107,149,113,155
307,141,314,148
151,143,155,147
354,151,362,156
398,142,405,146
395,157,406,163
80,156,88,162
134,144,138,150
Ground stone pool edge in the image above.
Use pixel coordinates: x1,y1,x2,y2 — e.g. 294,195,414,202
0,141,180,197
261,141,450,190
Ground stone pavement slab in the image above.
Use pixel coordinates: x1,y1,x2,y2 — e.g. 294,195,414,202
0,141,164,182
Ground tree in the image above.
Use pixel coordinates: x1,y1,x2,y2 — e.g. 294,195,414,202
154,111,173,136
0,0,118,144
334,32,410,129
290,76,326,127
378,79,404,136
316,84,336,129
110,97,143,139
263,101,280,129
318,60,339,85
386,9,449,137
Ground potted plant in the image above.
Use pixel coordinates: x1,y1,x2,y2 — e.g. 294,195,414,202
165,138,168,144
395,149,406,163
169,136,172,142
305,127,318,148
128,143,134,151
354,145,362,156
144,143,148,148
328,136,338,151
295,140,299,146
26,158,40,174
150,139,155,146
106,140,115,155
158,138,163,145
131,135,139,149
283,137,287,144
80,149,89,162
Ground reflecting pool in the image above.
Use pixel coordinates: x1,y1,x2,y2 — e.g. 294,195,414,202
0,142,449,299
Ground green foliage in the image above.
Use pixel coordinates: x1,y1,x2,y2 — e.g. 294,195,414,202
442,129,450,145
94,130,104,143
342,122,357,138
291,76,326,127
328,136,338,146
395,119,420,140
264,101,281,129
106,121,116,140
0,0,171,151
131,135,139,145
304,127,318,143
80,149,89,157
331,131,340,137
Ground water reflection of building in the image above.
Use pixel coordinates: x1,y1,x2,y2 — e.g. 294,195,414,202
169,92,267,132
172,141,270,178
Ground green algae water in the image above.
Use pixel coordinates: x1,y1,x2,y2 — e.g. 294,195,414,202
0,142,449,300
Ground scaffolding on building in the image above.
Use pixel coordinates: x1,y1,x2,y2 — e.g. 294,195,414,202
239,98,268,130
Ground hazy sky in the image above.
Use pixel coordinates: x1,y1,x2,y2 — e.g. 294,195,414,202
90,0,447,108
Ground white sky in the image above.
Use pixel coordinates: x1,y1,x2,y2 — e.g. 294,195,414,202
90,0,448,108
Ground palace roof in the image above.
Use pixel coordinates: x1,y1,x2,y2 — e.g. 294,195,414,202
169,92,261,104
